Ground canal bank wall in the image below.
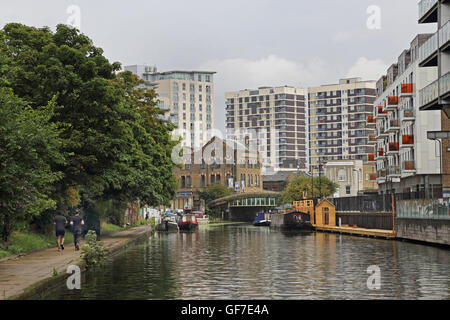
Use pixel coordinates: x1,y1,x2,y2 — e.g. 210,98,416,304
1,225,154,300
396,218,450,246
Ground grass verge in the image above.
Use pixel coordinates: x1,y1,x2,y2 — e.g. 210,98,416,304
0,230,74,260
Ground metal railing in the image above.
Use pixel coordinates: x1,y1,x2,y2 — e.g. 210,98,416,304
419,78,439,107
419,0,438,21
419,32,438,64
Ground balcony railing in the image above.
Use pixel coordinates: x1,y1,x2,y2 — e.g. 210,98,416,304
389,119,400,130
369,173,377,181
402,160,416,172
419,32,438,64
401,83,415,95
439,71,450,97
419,78,439,107
378,149,385,157
387,166,401,176
368,154,376,162
368,135,376,143
419,0,438,22
387,96,399,105
388,142,400,152
402,135,414,145
439,20,450,48
367,115,376,124
403,109,415,120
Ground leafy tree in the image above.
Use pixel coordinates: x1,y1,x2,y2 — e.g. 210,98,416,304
0,89,65,242
0,23,178,233
280,176,338,204
198,183,233,206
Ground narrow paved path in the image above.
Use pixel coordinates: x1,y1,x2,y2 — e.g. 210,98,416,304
0,225,152,300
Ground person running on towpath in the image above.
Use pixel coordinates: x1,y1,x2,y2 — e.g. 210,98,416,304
53,213,67,252
70,209,85,251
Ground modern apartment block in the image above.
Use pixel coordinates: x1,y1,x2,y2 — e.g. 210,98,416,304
225,86,307,174
369,34,442,196
308,78,377,183
124,65,216,149
417,0,450,198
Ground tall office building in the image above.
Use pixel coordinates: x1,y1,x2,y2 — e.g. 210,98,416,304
417,0,450,198
124,65,216,149
225,86,307,174
308,78,377,178
368,34,441,196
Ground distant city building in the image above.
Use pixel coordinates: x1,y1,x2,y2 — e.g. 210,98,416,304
172,136,263,210
225,86,307,174
369,33,442,197
262,171,297,192
308,78,377,181
417,1,450,198
324,160,377,198
124,65,216,149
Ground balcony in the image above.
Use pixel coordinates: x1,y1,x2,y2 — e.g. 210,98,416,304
368,173,377,181
367,115,376,128
377,148,385,159
400,83,415,97
387,166,401,177
402,160,416,173
379,127,389,137
419,32,438,67
388,142,400,154
376,106,388,119
377,169,387,183
368,135,377,144
439,20,450,51
419,78,439,110
418,0,438,24
387,119,400,132
368,154,376,162
402,109,415,122
401,135,414,148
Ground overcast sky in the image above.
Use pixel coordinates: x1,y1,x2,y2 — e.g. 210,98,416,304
0,0,435,133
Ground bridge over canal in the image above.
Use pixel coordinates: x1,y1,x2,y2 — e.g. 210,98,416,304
208,191,281,221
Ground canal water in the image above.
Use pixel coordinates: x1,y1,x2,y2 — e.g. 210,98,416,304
37,223,450,300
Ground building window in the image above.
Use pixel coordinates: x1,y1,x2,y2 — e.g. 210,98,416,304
181,176,186,188
201,175,206,187
346,186,351,195
211,175,215,184
186,176,191,187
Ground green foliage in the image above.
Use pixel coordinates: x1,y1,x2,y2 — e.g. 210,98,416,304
198,183,233,206
280,176,339,204
101,222,124,234
0,230,73,258
0,88,64,242
81,230,104,267
0,23,178,243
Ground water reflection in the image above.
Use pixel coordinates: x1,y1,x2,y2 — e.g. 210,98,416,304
37,224,450,300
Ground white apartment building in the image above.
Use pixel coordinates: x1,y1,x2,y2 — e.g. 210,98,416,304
225,86,307,174
124,65,216,149
369,34,442,196
308,78,377,182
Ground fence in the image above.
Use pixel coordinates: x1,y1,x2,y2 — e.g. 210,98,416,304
396,198,450,220
336,213,393,230
330,194,393,213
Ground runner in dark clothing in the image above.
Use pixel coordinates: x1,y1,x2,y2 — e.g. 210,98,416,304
70,209,84,251
54,214,67,252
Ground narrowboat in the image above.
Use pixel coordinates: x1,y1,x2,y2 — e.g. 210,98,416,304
270,211,314,231
156,215,179,232
253,212,271,227
177,214,199,231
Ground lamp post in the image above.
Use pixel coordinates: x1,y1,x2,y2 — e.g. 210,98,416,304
353,168,362,196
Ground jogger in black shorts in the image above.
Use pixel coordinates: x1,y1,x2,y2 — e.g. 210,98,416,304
54,214,67,252
70,209,85,251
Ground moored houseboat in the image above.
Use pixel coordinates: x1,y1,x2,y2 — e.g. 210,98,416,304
253,212,271,226
270,211,314,231
177,214,199,231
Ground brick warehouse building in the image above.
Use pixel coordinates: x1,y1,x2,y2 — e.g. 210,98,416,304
172,136,263,210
